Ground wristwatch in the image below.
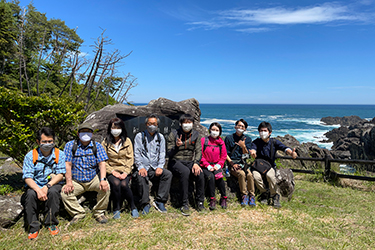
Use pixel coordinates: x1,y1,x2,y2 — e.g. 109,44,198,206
100,177,107,181
46,183,52,189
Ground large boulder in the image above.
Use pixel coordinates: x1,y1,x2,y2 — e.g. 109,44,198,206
84,98,209,142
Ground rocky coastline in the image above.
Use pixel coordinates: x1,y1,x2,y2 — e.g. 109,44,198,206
1,98,375,229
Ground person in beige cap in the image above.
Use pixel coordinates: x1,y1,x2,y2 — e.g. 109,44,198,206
61,122,110,225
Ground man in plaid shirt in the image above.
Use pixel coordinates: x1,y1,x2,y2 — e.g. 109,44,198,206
61,123,110,224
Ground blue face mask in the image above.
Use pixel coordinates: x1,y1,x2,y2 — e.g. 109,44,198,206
147,125,158,134
79,132,93,142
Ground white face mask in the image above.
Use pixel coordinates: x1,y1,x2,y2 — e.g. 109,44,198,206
236,128,244,135
210,130,220,138
111,129,122,137
79,132,93,142
182,123,193,132
260,131,269,140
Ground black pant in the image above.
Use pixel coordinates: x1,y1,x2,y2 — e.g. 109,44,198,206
169,160,205,206
107,174,136,211
135,168,172,207
202,168,226,198
22,184,62,233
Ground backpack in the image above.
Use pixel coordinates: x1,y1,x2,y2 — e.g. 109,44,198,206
32,148,60,165
72,139,97,158
276,168,295,200
203,136,222,155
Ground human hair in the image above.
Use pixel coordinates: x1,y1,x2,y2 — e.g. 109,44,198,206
209,122,222,136
37,127,55,141
258,121,272,133
235,119,248,129
179,114,194,124
145,114,160,125
106,117,128,144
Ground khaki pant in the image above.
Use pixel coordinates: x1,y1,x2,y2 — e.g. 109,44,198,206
61,175,110,219
253,168,279,196
230,168,255,197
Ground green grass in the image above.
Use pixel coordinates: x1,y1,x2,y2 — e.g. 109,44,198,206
1,175,375,249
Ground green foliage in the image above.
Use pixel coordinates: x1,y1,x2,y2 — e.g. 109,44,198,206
0,87,86,166
0,184,13,195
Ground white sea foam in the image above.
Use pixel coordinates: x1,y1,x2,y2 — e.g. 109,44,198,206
200,118,237,125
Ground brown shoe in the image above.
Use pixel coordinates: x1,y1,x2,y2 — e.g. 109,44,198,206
96,215,108,224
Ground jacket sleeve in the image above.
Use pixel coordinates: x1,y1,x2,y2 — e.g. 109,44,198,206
125,139,134,174
218,140,227,167
156,134,166,169
193,132,202,165
133,133,144,170
200,137,210,168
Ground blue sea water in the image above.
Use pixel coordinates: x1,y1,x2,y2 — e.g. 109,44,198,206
199,104,375,149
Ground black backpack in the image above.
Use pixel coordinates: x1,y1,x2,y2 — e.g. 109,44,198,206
72,139,98,158
203,136,222,155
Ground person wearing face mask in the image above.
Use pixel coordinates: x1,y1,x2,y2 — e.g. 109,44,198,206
166,114,204,216
61,122,110,225
200,122,228,210
134,114,172,214
21,127,66,240
101,118,139,219
250,121,298,208
224,119,256,207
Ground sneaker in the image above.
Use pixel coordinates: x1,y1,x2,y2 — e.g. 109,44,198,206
96,215,108,224
273,194,282,208
209,197,216,210
241,195,249,206
220,197,227,209
131,208,139,218
259,192,268,205
48,225,60,236
180,205,191,216
28,231,39,240
113,210,121,219
249,196,256,207
153,201,167,213
197,202,206,212
142,203,152,215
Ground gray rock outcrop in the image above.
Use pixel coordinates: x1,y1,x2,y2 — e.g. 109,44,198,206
84,98,209,141
321,116,367,126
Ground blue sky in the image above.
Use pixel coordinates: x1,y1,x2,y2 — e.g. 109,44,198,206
19,0,375,104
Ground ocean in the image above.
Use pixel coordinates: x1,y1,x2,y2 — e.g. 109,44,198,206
199,104,375,149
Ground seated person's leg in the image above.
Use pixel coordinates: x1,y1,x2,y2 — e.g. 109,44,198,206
23,189,40,234
120,175,137,210
133,171,150,209
89,175,110,219
169,160,190,206
107,175,123,212
44,184,62,227
150,168,172,204
61,180,86,219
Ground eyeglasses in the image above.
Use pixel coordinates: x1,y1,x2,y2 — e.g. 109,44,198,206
146,123,158,126
41,140,54,144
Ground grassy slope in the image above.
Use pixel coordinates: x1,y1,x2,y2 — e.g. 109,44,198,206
0,175,374,250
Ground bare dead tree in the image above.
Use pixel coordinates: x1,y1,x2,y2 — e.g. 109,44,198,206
36,28,47,96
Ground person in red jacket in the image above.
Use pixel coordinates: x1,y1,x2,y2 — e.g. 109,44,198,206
200,122,228,210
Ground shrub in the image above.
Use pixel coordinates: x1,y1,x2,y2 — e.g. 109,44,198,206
0,87,86,167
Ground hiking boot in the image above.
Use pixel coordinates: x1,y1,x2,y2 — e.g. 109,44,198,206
209,197,216,210
241,195,249,206
249,196,256,207
197,202,206,212
220,197,227,209
28,231,39,240
273,194,281,208
153,201,167,213
113,210,121,219
131,208,139,218
48,225,60,236
180,205,191,216
142,203,152,215
96,215,108,224
259,192,268,205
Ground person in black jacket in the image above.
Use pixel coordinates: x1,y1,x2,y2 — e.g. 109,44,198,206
166,114,205,216
250,121,297,208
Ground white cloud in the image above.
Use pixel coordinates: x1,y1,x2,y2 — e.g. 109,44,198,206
236,27,270,33
187,2,370,32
